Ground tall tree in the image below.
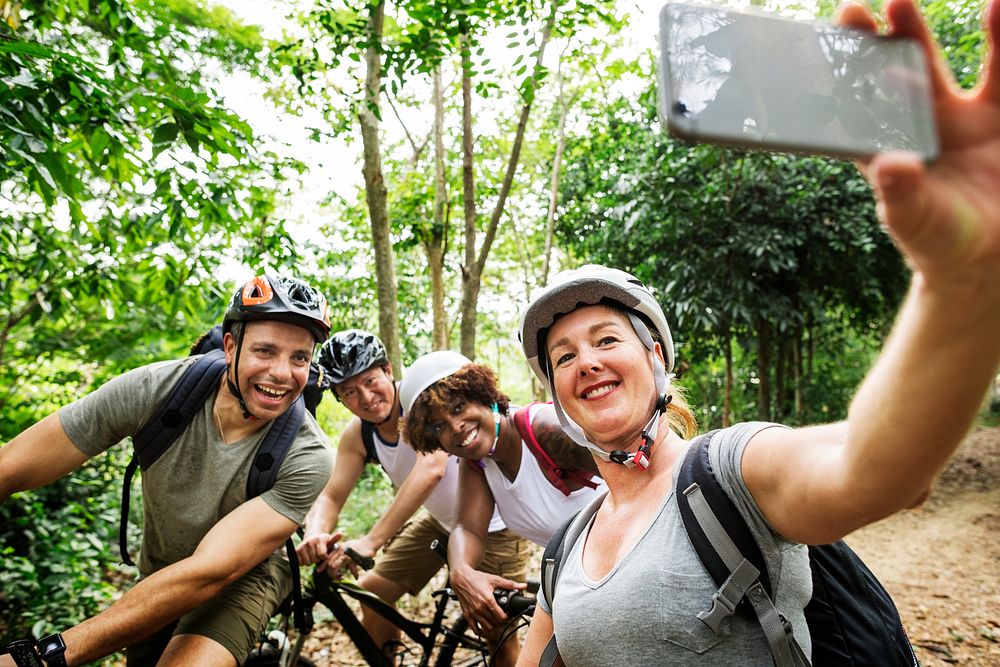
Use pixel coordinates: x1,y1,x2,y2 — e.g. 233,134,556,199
1,0,295,423
357,0,404,370
457,2,557,356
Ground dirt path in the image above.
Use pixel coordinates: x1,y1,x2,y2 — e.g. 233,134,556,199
305,426,1000,665
847,426,1000,666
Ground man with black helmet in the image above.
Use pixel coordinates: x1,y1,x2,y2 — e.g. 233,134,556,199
298,329,529,664
0,275,334,667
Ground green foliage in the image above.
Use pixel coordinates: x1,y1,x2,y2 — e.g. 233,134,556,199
0,443,139,641
924,0,987,88
0,0,304,425
0,0,305,642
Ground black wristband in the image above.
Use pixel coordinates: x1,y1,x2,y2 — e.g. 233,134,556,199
3,639,43,667
36,634,67,667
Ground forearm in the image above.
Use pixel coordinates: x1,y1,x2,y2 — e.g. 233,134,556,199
846,273,1000,507
60,498,296,665
364,462,444,548
448,525,487,576
60,557,233,665
302,495,342,540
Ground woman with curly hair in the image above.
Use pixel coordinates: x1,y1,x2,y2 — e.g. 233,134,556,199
399,351,606,654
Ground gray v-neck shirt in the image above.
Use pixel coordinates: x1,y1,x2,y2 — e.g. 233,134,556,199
545,422,812,665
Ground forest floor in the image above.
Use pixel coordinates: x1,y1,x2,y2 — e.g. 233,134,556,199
296,425,1000,666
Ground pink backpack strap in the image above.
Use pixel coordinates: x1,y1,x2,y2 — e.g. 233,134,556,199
512,402,599,497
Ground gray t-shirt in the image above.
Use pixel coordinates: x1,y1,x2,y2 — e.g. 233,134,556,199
60,356,332,577
544,422,812,666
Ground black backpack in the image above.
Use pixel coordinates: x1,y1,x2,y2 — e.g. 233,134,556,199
359,421,381,465
540,431,918,667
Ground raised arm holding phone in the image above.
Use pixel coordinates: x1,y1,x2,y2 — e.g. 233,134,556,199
517,1,1000,665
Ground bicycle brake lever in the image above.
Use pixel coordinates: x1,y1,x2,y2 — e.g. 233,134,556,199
344,546,375,570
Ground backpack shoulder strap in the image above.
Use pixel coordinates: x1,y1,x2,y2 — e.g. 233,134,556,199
676,430,808,667
513,403,599,497
539,489,607,667
300,362,325,418
246,394,306,499
189,324,225,356
120,349,228,565
360,420,380,465
131,349,228,468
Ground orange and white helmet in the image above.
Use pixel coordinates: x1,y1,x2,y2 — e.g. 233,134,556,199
224,275,330,344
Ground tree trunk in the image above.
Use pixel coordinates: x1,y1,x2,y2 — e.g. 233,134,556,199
459,1,558,358
723,331,733,428
756,317,772,421
775,333,787,420
542,46,570,286
793,326,804,419
458,27,478,359
428,67,449,350
358,0,401,370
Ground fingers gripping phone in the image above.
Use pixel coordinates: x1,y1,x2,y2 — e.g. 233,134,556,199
657,2,939,160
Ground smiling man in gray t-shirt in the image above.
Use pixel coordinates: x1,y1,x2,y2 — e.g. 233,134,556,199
0,275,334,667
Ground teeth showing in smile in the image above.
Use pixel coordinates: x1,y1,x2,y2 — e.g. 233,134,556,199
256,385,288,399
583,384,617,400
460,428,479,447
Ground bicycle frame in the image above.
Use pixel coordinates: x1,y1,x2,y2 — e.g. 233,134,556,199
278,570,488,667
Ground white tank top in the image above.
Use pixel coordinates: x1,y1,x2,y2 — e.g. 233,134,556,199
481,406,607,546
371,427,505,533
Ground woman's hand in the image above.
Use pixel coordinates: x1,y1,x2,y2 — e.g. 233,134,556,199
449,565,526,635
842,0,1000,284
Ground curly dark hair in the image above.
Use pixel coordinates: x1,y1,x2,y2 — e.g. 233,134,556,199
402,363,510,453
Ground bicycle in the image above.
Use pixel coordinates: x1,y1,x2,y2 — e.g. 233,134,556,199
245,543,537,667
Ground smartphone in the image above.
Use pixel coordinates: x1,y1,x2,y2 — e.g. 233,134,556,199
657,3,938,160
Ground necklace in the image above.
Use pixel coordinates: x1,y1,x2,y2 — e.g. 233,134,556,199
214,394,228,444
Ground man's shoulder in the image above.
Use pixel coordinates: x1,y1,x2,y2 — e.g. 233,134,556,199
335,416,368,451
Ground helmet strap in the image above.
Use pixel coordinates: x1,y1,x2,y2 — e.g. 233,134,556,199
226,325,256,420
547,314,674,470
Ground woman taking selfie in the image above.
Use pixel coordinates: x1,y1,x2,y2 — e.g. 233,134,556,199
514,1,1000,663
398,352,606,656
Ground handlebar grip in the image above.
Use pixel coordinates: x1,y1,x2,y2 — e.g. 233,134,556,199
344,546,375,570
3,640,44,667
493,589,536,616
429,538,448,561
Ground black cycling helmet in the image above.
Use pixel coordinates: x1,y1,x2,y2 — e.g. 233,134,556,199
224,275,331,344
319,329,390,385
223,275,330,419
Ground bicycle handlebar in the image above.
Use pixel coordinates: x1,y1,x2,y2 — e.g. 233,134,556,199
343,546,375,571
493,589,536,616
2,639,44,667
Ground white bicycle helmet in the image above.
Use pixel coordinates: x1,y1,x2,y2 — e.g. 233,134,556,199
399,350,474,415
518,264,675,470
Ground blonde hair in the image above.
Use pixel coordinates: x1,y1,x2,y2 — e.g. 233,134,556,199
665,382,697,440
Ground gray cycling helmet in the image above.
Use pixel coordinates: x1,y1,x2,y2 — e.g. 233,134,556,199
518,264,675,470
320,329,390,385
399,350,473,415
